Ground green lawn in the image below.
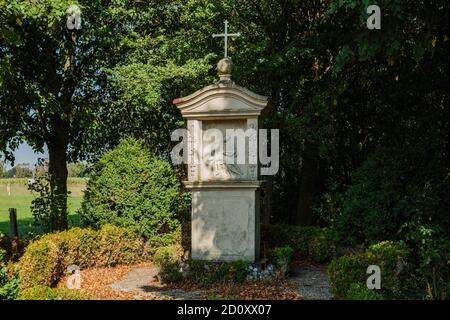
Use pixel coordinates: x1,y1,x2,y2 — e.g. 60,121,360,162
0,178,86,237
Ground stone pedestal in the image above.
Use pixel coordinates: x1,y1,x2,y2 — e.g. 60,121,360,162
173,58,268,262
185,181,260,261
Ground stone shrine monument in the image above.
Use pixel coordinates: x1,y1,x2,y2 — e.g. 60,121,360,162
173,22,269,262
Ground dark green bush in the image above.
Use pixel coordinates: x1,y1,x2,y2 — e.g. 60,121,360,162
327,252,370,299
189,260,249,286
0,232,29,262
330,146,450,248
346,283,384,300
365,241,412,298
327,241,412,299
273,246,294,275
261,224,337,263
0,232,7,252
0,248,20,300
19,285,90,300
321,145,450,299
79,137,184,243
404,223,450,299
19,225,150,289
153,246,183,283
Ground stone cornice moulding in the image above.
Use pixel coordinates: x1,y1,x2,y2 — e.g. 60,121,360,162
173,82,269,119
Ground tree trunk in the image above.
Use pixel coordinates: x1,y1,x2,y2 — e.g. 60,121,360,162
44,30,77,232
47,119,69,231
295,141,321,225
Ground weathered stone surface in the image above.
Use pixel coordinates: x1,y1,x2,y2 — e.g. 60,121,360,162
191,189,257,261
173,62,268,262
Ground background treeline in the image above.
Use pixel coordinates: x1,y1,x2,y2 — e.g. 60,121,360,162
0,162,87,178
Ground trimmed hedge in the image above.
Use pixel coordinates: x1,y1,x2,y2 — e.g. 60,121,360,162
346,283,384,300
19,285,90,300
327,252,370,299
327,241,412,299
19,225,150,289
261,224,337,263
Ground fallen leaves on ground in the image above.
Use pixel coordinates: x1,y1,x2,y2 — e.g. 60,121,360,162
205,281,302,300
56,262,152,300
170,279,302,300
56,263,302,300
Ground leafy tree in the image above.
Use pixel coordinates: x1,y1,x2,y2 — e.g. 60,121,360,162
0,161,5,178
28,175,68,232
0,0,207,230
107,0,333,225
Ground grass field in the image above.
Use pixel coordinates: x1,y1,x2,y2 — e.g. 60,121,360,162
0,178,86,237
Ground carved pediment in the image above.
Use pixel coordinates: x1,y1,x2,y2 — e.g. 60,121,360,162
173,82,269,119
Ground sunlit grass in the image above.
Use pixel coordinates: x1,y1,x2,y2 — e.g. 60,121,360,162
0,178,86,236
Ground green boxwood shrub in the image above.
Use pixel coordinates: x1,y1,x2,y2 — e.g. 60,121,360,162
365,240,411,297
19,285,90,300
346,283,384,300
189,260,249,286
273,246,294,275
261,224,337,263
327,241,412,299
153,246,183,283
79,137,184,243
327,252,370,299
19,225,150,289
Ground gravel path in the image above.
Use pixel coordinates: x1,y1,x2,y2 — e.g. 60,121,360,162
289,264,332,300
111,267,204,300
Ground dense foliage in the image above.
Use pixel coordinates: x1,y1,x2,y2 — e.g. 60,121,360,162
79,138,184,242
345,283,384,300
272,246,294,276
28,176,69,233
19,225,150,288
261,224,337,263
327,241,423,300
0,247,20,300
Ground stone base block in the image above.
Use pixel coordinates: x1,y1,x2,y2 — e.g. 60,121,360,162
189,185,260,262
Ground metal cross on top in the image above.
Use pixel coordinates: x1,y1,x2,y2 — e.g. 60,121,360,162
212,20,240,58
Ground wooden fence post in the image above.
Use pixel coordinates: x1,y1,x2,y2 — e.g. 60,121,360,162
9,208,18,239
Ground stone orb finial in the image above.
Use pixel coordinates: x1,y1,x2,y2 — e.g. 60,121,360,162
217,58,234,80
